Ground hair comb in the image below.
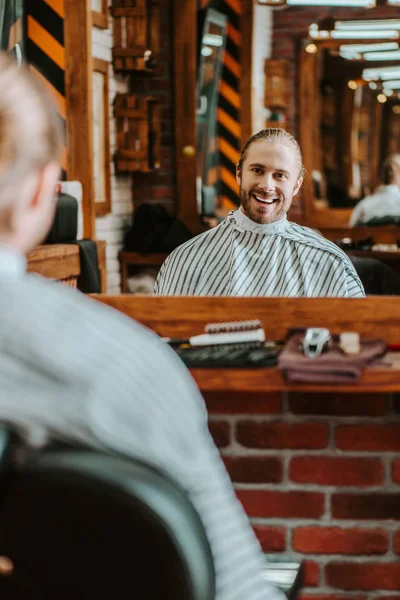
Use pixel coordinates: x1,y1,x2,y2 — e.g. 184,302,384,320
164,319,266,347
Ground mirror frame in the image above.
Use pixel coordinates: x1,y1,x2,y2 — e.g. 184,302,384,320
172,0,253,234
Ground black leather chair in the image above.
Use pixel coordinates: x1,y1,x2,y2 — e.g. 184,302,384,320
0,428,215,599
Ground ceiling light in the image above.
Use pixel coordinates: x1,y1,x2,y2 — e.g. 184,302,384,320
340,51,362,60
381,72,400,80
383,79,400,88
202,34,223,47
364,50,400,60
201,46,213,57
384,88,394,96
363,66,400,79
389,0,400,4
369,81,378,89
331,30,400,39
339,42,399,52
377,93,388,103
287,0,375,5
336,20,400,31
348,80,358,89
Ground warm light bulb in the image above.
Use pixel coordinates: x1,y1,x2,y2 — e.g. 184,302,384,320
377,93,387,103
305,43,318,54
348,80,358,90
393,105,400,113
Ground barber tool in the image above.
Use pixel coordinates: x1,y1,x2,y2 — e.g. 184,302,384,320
301,328,331,358
339,332,360,355
163,319,266,347
164,320,280,367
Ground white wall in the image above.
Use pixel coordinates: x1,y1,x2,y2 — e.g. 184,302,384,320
92,20,132,293
252,2,273,134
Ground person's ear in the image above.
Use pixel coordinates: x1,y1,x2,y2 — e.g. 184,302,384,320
29,162,60,210
236,164,242,186
293,176,304,197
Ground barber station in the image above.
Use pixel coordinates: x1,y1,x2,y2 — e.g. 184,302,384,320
3,0,400,598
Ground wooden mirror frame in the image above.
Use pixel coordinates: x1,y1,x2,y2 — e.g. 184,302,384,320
172,0,253,234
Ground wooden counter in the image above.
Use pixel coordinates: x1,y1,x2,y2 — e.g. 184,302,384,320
91,295,400,392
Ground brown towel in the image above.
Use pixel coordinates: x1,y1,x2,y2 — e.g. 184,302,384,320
278,332,387,383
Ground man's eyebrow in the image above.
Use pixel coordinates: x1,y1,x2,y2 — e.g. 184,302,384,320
248,162,290,176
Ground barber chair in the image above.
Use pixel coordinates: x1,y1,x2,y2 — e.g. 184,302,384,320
0,428,215,599
348,255,400,295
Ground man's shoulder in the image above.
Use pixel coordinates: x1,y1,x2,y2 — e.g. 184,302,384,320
0,275,155,369
285,221,351,261
165,220,228,262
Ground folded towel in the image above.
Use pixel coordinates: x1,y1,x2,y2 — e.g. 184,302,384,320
278,332,387,384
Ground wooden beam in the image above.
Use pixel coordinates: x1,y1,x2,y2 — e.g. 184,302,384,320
241,0,253,145
64,0,95,239
172,0,199,234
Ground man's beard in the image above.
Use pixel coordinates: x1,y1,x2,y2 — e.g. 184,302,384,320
239,184,280,224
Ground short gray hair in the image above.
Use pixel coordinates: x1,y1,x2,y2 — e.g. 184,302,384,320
237,128,305,179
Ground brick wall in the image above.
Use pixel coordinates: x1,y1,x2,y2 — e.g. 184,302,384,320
206,390,400,598
93,0,175,292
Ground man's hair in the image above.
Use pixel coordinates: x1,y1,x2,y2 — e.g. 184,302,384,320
0,52,63,202
381,153,400,185
237,128,306,179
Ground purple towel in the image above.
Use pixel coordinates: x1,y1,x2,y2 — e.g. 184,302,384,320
278,333,387,383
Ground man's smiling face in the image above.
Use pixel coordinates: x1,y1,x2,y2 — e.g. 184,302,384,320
236,139,303,224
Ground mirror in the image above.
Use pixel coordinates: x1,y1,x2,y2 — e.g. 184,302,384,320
299,11,400,231
196,8,227,219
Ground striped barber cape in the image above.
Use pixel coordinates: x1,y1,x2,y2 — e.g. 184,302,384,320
154,209,365,297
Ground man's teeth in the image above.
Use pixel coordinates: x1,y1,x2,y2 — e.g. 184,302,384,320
254,195,275,204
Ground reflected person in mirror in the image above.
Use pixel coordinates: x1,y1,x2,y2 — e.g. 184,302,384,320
155,128,365,297
349,153,400,227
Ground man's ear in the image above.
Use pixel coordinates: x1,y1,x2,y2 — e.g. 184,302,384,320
236,164,241,186
293,176,304,197
29,162,60,210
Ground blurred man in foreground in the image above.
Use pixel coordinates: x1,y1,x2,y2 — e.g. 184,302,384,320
0,52,284,600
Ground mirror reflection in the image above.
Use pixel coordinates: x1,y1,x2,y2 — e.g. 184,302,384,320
196,8,227,217
311,22,400,217
153,3,400,298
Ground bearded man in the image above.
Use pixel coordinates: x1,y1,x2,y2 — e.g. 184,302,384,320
155,128,365,297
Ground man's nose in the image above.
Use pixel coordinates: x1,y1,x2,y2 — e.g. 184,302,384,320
259,173,275,191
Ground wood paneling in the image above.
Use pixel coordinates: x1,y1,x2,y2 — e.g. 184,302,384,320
240,0,252,145
64,0,95,239
173,0,198,233
93,57,112,216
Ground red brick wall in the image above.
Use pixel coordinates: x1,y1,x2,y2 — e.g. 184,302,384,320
131,0,176,213
206,390,400,598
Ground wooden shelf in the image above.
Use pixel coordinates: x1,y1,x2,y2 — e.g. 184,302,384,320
190,353,400,393
90,295,400,393
111,0,159,73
